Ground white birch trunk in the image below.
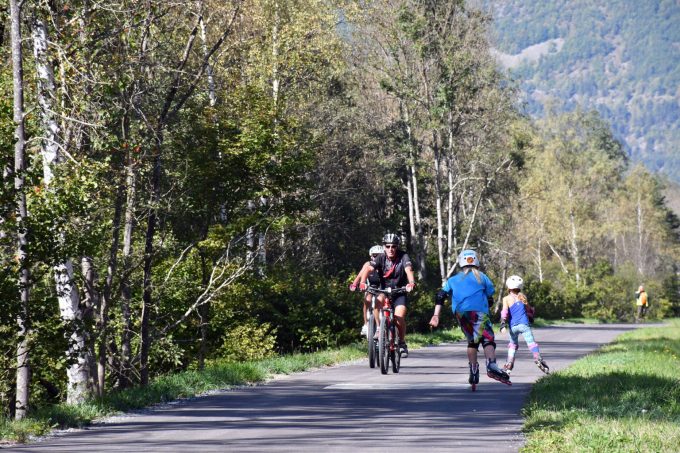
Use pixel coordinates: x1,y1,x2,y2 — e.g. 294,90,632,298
198,2,217,106
536,235,544,282
403,104,426,278
568,188,580,284
33,18,92,404
432,135,446,281
119,158,136,387
446,166,454,273
636,192,645,276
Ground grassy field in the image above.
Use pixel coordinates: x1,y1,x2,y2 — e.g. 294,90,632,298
522,319,680,452
0,328,462,444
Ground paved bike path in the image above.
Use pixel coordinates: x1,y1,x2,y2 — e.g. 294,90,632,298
7,324,643,452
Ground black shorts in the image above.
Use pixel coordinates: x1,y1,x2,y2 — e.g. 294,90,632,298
393,294,407,308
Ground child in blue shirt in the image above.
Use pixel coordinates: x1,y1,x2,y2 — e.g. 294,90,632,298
429,250,511,387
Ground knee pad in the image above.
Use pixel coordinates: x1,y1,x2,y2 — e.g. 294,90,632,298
482,338,496,350
508,343,518,350
467,341,480,351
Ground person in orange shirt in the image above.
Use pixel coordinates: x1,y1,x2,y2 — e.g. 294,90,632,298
635,285,649,323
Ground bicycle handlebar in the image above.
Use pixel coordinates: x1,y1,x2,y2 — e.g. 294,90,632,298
365,286,408,296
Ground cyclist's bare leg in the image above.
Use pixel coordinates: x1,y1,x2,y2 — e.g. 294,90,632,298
363,293,372,324
373,294,386,335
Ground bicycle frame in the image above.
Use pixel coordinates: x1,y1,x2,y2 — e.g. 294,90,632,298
365,287,407,374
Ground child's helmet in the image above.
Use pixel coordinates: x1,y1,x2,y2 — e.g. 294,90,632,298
457,249,479,267
506,275,524,290
369,245,383,256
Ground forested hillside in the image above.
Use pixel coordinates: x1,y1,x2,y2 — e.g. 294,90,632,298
485,0,680,182
1,0,679,427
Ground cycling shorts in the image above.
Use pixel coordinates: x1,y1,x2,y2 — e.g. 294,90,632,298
393,294,407,308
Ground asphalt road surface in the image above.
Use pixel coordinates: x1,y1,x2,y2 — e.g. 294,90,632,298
7,324,644,452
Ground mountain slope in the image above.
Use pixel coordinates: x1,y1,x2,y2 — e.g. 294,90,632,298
485,0,680,182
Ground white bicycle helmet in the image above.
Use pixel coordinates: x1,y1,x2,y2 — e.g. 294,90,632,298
458,249,479,267
369,245,383,256
506,275,524,290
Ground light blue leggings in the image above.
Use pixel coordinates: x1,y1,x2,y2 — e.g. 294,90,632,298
507,323,540,363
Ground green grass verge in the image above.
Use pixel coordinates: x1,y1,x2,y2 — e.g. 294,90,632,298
0,328,462,444
522,318,680,452
531,317,606,327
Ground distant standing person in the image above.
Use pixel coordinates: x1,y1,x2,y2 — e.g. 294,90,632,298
635,285,649,323
499,275,549,374
429,250,511,387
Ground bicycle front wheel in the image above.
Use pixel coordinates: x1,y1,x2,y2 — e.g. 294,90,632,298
392,323,400,373
368,313,376,368
378,316,389,374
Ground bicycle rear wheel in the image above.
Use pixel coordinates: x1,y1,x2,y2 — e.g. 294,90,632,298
368,313,376,368
379,316,389,374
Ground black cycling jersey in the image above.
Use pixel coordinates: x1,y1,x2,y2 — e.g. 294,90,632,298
370,250,413,288
367,269,381,287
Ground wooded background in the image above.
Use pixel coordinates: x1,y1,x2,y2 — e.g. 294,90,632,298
1,0,679,419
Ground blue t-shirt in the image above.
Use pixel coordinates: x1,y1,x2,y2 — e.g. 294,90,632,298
442,270,495,314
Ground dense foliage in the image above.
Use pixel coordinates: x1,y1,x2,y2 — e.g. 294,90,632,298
0,0,678,422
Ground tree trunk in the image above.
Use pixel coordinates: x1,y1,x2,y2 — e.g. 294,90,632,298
198,249,210,370
636,192,645,276
33,17,93,404
446,165,454,273
535,235,543,282
432,132,446,281
568,188,581,284
119,156,136,388
10,0,30,420
197,0,217,107
80,257,99,395
98,183,124,395
403,104,426,279
140,135,163,386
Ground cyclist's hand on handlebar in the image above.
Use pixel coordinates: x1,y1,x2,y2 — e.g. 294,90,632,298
349,284,357,292
406,282,415,293
359,282,368,291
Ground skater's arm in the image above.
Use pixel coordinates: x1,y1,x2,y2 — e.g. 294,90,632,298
349,262,371,291
500,297,509,333
430,288,449,328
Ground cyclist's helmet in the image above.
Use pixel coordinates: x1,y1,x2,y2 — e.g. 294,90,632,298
369,245,383,257
382,233,400,246
506,275,524,290
457,249,479,267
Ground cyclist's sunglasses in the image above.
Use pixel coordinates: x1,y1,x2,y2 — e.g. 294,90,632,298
383,244,397,249
370,254,378,259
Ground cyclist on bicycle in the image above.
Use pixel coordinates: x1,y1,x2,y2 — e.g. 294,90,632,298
429,249,511,386
350,245,384,336
358,233,416,357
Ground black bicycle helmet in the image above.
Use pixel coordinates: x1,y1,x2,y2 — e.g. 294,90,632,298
382,233,400,245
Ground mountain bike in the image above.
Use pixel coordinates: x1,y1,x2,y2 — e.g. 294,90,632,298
366,286,407,374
